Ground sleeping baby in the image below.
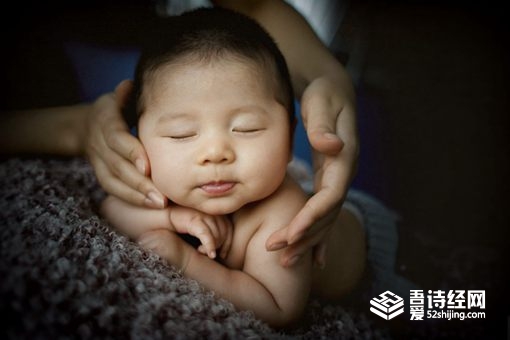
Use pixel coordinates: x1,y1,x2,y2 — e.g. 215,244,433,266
101,7,366,327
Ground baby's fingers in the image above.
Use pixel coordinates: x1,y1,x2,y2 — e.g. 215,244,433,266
197,245,208,256
189,220,217,259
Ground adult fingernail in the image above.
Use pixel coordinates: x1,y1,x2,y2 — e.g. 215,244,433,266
135,158,146,174
289,232,304,245
268,242,287,251
144,197,156,208
287,255,301,267
324,132,339,140
147,191,165,208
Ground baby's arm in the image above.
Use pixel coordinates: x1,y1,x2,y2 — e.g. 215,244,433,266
183,226,311,327
179,180,312,327
100,195,172,239
100,195,232,259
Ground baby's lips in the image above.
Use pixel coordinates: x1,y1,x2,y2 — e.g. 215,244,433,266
200,181,236,195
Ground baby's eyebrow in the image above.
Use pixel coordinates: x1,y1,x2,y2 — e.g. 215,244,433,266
156,112,195,124
230,105,269,116
154,106,269,124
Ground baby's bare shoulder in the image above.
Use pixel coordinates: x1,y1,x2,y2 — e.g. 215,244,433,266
254,175,307,233
230,174,307,253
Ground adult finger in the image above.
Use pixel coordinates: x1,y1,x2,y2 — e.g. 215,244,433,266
114,79,134,108
94,86,166,207
266,156,345,252
276,199,339,266
265,188,340,253
301,93,343,156
90,154,154,206
279,225,330,267
90,136,165,208
103,124,151,176
287,186,341,244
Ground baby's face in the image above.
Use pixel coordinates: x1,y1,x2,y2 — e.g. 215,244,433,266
138,59,291,215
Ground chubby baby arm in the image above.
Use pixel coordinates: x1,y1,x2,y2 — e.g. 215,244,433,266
100,195,232,259
100,195,173,239
183,242,311,327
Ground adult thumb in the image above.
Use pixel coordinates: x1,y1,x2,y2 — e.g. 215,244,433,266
114,79,134,109
301,97,343,156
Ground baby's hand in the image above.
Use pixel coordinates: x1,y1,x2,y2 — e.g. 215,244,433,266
169,206,233,259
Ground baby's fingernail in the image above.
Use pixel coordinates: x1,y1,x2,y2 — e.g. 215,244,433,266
135,158,146,174
147,191,165,208
209,251,216,259
287,255,301,267
268,242,287,251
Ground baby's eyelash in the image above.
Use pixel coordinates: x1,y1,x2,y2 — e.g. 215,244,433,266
168,133,197,140
232,127,265,133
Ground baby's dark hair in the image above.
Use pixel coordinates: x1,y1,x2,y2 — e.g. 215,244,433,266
124,6,295,127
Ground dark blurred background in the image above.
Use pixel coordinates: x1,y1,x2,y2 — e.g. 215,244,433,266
2,0,509,338
337,1,509,338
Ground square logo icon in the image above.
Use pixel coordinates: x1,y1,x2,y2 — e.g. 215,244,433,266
370,291,404,320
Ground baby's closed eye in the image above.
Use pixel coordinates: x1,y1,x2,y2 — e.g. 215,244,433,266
231,114,267,135
232,125,266,134
163,125,198,140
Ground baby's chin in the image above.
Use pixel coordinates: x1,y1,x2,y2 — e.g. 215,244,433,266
188,200,245,216
170,196,252,216
195,204,239,216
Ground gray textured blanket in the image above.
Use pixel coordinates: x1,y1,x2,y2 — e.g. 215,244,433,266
0,158,388,339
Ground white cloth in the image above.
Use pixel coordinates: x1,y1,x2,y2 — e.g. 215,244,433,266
157,0,212,17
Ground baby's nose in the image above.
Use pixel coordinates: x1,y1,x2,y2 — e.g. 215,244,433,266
198,136,235,165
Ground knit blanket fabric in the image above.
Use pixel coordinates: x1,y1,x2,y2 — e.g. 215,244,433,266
0,157,388,339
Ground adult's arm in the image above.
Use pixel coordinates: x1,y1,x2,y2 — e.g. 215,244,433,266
0,81,166,209
0,105,87,156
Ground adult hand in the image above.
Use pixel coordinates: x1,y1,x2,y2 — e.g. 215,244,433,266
266,75,359,267
86,80,167,209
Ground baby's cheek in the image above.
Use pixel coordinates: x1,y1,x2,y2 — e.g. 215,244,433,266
153,174,177,198
153,168,188,203
150,163,172,193
250,157,287,198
